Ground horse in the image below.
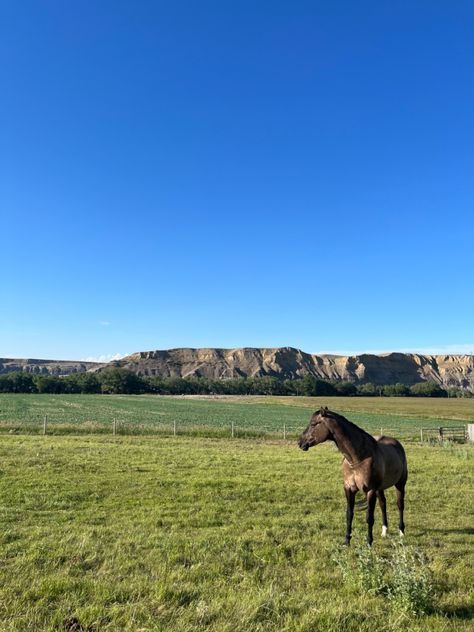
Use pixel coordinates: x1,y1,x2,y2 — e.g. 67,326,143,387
298,406,407,545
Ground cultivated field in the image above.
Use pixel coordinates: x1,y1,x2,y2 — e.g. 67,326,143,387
0,435,472,631
0,394,473,438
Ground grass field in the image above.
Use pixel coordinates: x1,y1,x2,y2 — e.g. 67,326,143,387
0,394,473,439
0,435,472,631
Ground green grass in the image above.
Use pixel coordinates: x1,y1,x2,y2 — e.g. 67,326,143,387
0,394,472,439
266,395,474,421
0,435,472,630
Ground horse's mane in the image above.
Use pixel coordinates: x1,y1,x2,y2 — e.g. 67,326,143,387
319,407,377,446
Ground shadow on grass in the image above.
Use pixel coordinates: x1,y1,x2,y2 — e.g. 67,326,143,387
425,527,474,536
436,604,474,620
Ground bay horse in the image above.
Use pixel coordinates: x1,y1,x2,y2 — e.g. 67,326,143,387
298,406,407,545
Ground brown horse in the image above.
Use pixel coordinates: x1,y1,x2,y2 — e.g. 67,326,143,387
298,406,407,545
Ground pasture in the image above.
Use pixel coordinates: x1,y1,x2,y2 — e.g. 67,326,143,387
0,435,473,631
0,395,473,630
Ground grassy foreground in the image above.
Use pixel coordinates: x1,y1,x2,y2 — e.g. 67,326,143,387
0,435,472,631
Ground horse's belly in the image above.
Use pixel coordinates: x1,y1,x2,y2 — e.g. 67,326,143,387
376,440,406,489
379,456,404,489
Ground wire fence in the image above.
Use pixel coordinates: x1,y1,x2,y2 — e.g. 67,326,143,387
0,416,471,443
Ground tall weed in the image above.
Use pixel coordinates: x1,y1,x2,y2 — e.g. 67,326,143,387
332,541,434,615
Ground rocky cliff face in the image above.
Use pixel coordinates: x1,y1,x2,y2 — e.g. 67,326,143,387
111,347,474,389
2,348,473,389
0,358,104,376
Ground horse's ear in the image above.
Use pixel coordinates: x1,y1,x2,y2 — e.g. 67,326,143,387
320,406,329,416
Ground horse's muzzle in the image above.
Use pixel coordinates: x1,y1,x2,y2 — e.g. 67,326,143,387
298,439,310,451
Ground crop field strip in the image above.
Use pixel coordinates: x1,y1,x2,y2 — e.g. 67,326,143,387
0,394,472,440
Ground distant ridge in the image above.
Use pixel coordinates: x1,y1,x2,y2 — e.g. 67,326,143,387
0,358,105,376
1,348,473,389
110,347,474,390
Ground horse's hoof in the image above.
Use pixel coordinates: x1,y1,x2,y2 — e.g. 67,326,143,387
344,538,351,546
381,526,388,537
399,530,405,537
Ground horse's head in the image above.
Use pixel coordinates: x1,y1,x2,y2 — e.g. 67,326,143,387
298,406,333,451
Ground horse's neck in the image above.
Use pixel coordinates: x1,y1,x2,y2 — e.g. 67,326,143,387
329,417,375,464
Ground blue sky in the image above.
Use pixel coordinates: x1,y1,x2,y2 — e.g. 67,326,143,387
1,1,474,360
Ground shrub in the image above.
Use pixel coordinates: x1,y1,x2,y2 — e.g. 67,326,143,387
385,541,434,615
332,541,434,615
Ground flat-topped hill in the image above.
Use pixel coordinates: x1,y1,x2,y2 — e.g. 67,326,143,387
2,348,473,389
110,347,474,389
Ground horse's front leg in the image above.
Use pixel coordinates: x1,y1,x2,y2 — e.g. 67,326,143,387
344,487,356,545
366,490,377,545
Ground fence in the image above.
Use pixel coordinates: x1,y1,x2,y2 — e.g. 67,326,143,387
419,426,467,443
0,416,470,443
2,416,303,440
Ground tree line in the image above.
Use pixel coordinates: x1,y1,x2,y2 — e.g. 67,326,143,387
0,370,471,397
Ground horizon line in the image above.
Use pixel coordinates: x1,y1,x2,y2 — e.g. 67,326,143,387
2,344,474,363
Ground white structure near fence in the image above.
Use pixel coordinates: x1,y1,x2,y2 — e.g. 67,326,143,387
468,424,474,442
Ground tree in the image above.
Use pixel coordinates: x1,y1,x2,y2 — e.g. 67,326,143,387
0,372,38,393
35,375,66,394
99,369,146,394
382,383,410,397
357,382,378,396
296,375,336,396
72,372,101,394
410,381,447,397
333,381,357,396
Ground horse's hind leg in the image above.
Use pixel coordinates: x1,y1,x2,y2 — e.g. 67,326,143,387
344,487,356,545
395,482,406,536
377,490,388,537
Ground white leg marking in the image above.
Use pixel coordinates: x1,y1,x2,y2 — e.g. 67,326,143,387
381,525,388,537
399,530,405,537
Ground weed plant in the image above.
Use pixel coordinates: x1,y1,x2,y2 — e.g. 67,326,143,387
332,541,434,615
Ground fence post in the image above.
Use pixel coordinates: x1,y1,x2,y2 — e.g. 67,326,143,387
231,421,234,438
173,420,176,436
113,418,116,436
420,428,423,443
43,415,47,435
283,423,286,440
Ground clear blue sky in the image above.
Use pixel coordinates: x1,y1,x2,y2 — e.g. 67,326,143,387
1,1,474,360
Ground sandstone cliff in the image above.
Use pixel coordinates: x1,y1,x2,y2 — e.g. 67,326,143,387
0,358,104,376
110,347,474,390
2,348,473,389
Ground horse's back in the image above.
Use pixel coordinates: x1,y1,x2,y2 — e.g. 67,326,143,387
374,434,406,454
374,435,407,489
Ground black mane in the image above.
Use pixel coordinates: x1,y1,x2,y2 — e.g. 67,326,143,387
321,408,377,446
